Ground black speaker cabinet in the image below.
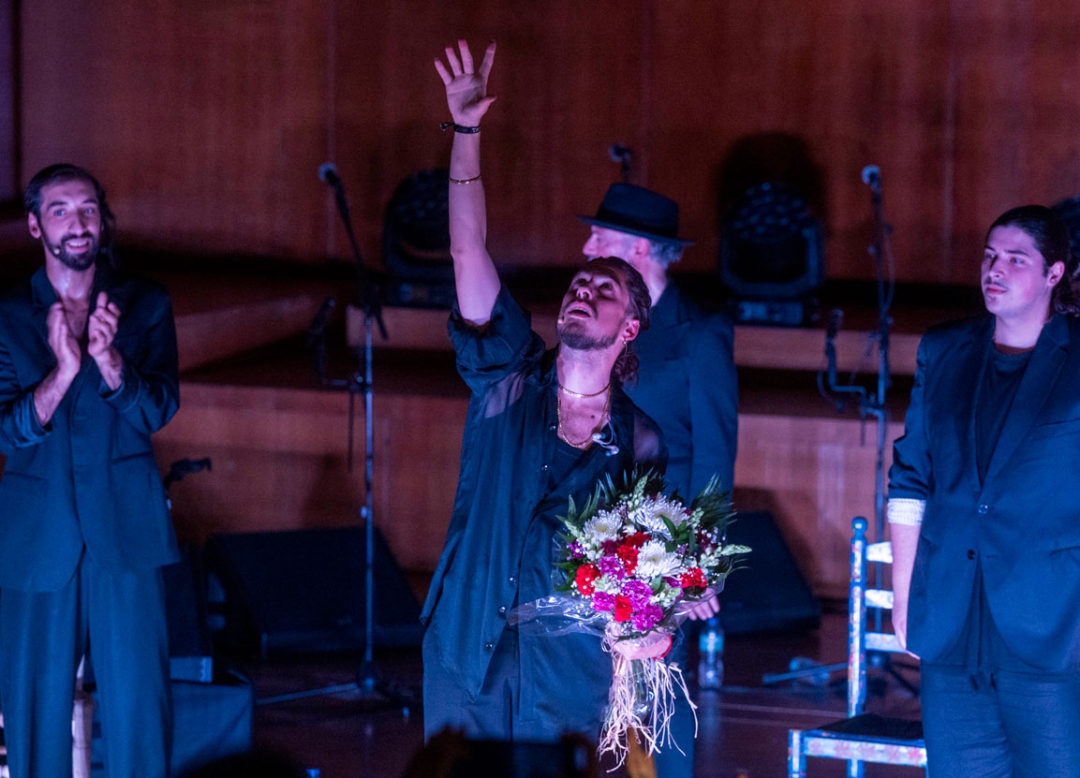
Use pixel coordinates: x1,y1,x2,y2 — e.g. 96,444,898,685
720,511,821,634
206,527,422,657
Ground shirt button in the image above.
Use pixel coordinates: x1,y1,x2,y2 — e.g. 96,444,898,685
540,463,549,472
977,504,989,515
967,549,976,560
548,423,557,432
508,576,516,585
498,606,507,616
484,642,494,651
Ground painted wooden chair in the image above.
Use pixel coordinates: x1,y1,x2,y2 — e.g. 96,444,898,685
787,516,927,778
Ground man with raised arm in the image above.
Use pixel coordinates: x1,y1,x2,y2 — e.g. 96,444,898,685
420,40,667,742
0,164,179,778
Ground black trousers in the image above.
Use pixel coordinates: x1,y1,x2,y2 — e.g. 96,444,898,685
921,663,1080,778
423,626,607,743
0,552,172,778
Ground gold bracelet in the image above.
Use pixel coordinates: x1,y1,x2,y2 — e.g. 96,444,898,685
449,174,482,185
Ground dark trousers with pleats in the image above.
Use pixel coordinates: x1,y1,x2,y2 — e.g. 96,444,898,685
0,552,172,778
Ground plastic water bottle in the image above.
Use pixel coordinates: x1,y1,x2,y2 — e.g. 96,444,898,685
698,616,724,690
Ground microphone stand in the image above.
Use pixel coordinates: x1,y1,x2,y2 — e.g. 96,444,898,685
768,168,916,691
259,167,412,714
817,167,918,697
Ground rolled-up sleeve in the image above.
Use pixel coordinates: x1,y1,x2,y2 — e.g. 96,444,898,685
450,285,544,393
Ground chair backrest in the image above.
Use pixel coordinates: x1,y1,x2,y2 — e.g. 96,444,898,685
847,516,903,718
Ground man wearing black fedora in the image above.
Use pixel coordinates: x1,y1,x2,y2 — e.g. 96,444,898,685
582,182,738,777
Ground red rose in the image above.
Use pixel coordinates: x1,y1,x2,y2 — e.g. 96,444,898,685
613,595,633,622
680,567,708,590
575,564,600,596
625,532,649,548
616,544,639,575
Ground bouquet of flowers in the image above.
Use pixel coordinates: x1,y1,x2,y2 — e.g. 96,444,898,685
511,470,749,764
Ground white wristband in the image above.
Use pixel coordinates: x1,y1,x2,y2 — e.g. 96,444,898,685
887,498,926,526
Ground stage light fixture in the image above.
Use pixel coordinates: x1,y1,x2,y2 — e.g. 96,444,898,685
382,169,455,308
719,181,824,325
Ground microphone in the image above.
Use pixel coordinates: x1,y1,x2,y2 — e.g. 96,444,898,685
861,165,881,190
608,144,633,164
307,297,336,343
591,426,620,457
826,308,843,341
318,163,341,188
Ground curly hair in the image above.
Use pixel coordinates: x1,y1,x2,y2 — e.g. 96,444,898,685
584,256,651,385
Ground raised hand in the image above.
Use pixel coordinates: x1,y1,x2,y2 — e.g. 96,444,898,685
46,302,81,378
87,291,120,360
434,40,497,127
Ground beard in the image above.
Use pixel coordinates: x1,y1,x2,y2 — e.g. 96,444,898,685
46,233,100,272
557,320,620,352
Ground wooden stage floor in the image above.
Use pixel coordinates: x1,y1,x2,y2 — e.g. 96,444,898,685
236,611,924,778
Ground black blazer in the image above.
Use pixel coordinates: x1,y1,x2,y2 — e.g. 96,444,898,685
890,313,1080,672
625,283,738,499
0,265,180,591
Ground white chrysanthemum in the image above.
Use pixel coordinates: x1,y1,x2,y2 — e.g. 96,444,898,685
583,510,621,542
636,540,681,578
631,496,690,540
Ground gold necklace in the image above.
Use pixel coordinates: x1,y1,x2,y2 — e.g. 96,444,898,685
556,386,611,449
558,381,611,400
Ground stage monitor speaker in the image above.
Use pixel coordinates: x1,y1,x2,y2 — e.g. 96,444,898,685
719,511,821,634
163,547,214,682
206,526,422,658
91,670,254,777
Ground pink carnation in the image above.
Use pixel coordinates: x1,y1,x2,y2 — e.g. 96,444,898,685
597,555,626,580
592,592,616,612
631,603,664,632
621,579,653,609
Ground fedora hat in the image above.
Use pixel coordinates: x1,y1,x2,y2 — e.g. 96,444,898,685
578,183,694,246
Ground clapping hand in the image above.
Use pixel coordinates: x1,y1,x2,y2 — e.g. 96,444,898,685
88,292,120,360
88,291,124,390
45,302,81,378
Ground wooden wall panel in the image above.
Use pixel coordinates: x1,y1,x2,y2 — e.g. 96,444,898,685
646,0,955,280
16,1,1080,279
155,380,899,599
733,414,904,600
20,0,330,259
328,0,645,269
0,0,17,202
155,383,466,573
947,0,1080,276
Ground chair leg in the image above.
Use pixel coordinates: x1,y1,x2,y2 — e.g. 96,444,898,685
73,656,94,778
787,730,806,778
